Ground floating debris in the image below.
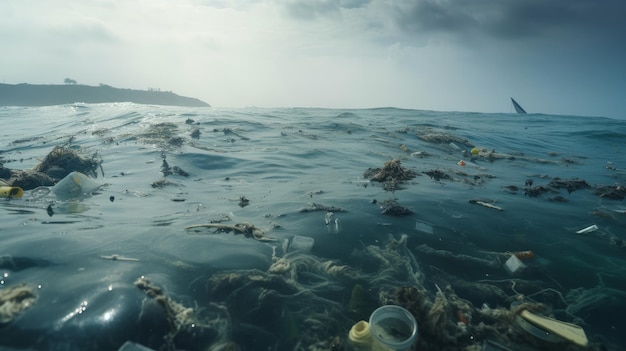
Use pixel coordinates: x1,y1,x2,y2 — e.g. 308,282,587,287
238,196,250,208
185,222,277,241
378,199,413,216
593,185,626,200
151,179,178,188
221,128,250,141
364,159,417,183
1,146,101,190
416,130,475,148
423,169,452,181
34,145,102,179
513,251,535,260
299,203,346,213
137,123,183,149
524,185,556,197
547,195,568,202
324,211,334,225
469,199,504,211
575,224,598,234
547,178,590,194
100,254,140,262
161,159,189,177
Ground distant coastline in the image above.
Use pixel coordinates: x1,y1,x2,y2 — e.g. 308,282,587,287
0,83,210,107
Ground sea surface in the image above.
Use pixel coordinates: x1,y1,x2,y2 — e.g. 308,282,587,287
1,104,625,351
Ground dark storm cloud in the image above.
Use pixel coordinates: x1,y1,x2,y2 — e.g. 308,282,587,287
278,0,371,20
392,0,626,42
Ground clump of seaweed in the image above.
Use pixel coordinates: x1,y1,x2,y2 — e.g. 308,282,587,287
0,284,37,325
374,198,414,216
547,178,590,194
1,145,101,190
416,129,475,148
207,267,350,351
135,276,225,351
364,159,417,183
593,184,626,200
423,169,452,181
33,145,101,179
136,123,184,149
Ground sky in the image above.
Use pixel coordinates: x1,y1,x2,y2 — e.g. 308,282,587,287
2,0,625,118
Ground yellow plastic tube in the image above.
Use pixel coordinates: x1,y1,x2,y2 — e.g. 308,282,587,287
349,320,373,350
0,186,24,199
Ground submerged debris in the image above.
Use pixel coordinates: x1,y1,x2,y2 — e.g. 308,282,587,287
100,254,140,262
0,284,37,325
135,276,220,350
185,222,277,241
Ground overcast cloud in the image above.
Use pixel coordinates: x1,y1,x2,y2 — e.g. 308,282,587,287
2,0,625,118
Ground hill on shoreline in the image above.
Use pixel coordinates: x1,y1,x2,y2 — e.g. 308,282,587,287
0,83,210,107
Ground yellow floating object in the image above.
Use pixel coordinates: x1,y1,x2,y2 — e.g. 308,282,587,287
520,309,588,347
471,147,480,155
0,186,24,199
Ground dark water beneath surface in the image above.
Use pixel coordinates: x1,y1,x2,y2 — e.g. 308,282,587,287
1,104,625,350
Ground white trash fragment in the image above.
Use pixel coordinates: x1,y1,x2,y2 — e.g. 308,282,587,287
575,225,598,234
325,211,334,225
288,235,314,252
52,171,101,200
504,254,525,274
415,220,434,235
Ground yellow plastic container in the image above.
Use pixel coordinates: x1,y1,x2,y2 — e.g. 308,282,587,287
349,320,373,350
0,186,24,199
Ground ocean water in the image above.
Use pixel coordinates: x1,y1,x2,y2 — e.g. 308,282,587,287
1,104,625,351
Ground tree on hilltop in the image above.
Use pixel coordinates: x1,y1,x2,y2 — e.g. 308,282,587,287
64,78,77,85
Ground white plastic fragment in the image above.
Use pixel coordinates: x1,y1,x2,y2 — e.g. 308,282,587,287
575,225,598,234
52,171,101,200
325,211,334,225
288,235,314,252
504,254,525,274
415,220,434,235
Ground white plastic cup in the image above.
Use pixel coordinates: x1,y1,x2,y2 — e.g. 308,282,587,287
369,305,418,351
52,171,101,200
